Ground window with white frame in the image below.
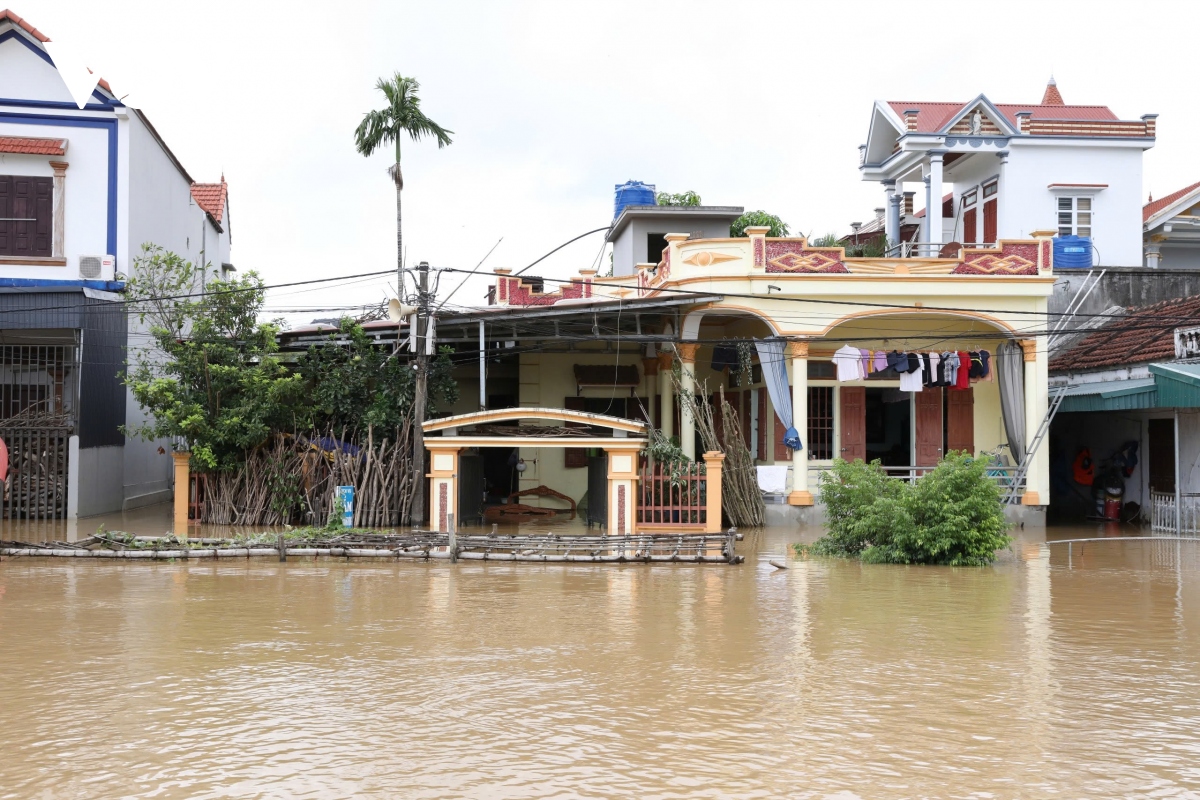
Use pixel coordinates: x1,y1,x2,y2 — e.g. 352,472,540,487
1058,197,1092,237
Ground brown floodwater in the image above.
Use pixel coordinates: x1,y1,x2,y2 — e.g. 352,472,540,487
1,523,1199,799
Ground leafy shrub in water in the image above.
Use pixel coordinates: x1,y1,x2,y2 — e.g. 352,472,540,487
805,452,1010,566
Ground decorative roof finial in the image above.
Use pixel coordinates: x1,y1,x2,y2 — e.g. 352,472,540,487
1041,76,1064,106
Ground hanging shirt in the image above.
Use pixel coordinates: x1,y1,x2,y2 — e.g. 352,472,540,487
833,344,863,381
980,350,991,379
860,348,871,376
899,369,923,392
928,352,941,387
942,351,957,386
888,351,908,372
907,353,921,374
968,351,984,379
956,351,971,389
874,351,889,373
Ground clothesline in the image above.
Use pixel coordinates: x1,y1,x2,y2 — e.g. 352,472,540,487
832,345,993,392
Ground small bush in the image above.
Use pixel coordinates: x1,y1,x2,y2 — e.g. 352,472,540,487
802,453,1010,566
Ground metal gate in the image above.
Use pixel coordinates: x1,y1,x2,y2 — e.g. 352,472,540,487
1,421,71,518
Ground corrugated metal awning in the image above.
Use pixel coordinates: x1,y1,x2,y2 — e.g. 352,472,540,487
1057,378,1158,412
1150,363,1200,408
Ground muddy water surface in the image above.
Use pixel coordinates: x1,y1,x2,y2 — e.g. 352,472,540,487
1,524,1199,799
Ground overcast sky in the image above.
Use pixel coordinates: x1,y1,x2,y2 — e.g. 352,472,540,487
30,0,1200,321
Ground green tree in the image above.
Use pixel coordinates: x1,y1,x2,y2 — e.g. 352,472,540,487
656,190,701,207
124,248,306,472
353,73,453,290
731,210,790,237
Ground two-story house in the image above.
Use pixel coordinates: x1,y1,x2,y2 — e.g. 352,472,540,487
0,10,231,520
860,79,1156,266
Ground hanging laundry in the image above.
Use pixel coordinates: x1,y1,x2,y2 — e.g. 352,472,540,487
955,350,971,390
833,344,863,381
888,351,908,372
860,348,871,376
710,345,738,372
874,351,889,373
907,352,921,374
968,351,984,379
899,369,923,392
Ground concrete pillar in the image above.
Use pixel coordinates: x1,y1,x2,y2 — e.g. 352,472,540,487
1145,243,1162,269
888,193,902,252
49,160,68,259
927,152,944,246
703,451,725,533
1020,340,1048,506
605,447,640,535
172,451,190,537
677,343,700,460
427,446,461,533
996,150,1010,240
658,351,674,439
787,340,813,506
883,180,898,245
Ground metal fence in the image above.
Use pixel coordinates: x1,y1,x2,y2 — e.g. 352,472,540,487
0,341,79,519
1150,491,1200,534
638,460,707,529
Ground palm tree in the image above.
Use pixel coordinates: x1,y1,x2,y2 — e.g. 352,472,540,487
354,73,452,527
354,73,453,291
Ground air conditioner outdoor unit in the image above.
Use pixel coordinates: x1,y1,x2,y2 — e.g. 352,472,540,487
79,254,115,279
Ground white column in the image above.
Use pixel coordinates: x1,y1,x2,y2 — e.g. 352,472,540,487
996,150,1010,240
1022,340,1048,506
658,352,674,440
788,340,813,506
928,152,944,246
888,193,902,251
678,343,699,461
1145,243,1162,269
49,160,68,259
922,176,933,244
883,180,898,244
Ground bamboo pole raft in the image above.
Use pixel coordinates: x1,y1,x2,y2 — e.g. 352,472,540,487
0,530,745,564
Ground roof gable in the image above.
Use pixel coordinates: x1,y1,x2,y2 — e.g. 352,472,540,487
0,9,117,105
1144,180,1200,226
191,178,227,225
937,95,1016,136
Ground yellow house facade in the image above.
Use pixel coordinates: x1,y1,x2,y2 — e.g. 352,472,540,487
434,227,1055,524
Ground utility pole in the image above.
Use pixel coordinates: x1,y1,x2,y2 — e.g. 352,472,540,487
411,261,430,527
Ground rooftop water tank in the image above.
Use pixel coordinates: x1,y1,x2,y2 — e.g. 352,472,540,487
613,180,656,219
1053,235,1093,269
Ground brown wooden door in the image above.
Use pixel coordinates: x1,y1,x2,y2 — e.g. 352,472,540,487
983,199,997,244
1148,418,1176,493
915,388,943,466
963,207,977,245
946,388,974,455
839,386,866,462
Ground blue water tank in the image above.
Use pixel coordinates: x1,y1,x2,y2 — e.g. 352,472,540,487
613,180,656,219
1053,235,1093,269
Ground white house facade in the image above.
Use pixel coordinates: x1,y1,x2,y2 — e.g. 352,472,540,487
0,9,231,518
860,79,1155,267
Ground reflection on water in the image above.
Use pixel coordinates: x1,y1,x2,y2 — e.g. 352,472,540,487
1,525,1199,799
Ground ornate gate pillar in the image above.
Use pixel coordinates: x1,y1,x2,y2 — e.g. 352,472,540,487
605,447,639,535
427,446,462,531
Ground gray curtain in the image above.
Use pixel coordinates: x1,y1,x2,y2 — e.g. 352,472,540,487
754,340,792,428
996,341,1026,464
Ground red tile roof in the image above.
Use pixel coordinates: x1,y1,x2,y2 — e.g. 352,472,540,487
0,135,65,155
887,100,1119,134
190,178,227,224
1143,180,1200,224
0,9,50,42
913,193,953,219
1041,78,1064,106
1049,294,1200,372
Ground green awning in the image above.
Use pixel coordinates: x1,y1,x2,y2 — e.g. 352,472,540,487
1057,378,1159,412
1149,363,1200,407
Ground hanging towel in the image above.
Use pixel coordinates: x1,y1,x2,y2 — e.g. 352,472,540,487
756,465,790,494
833,344,863,381
899,369,923,392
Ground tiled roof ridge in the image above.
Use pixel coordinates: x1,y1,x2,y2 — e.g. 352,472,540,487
190,177,228,224
1143,180,1200,223
0,9,50,42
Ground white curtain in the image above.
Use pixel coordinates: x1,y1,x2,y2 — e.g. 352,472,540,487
997,341,1026,464
755,339,792,429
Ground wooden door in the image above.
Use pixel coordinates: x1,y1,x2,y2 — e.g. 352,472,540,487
915,388,943,466
946,389,974,455
839,386,866,462
1148,418,1175,493
962,207,977,245
983,199,997,244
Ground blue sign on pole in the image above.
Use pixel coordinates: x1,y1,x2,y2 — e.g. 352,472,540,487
336,485,354,528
